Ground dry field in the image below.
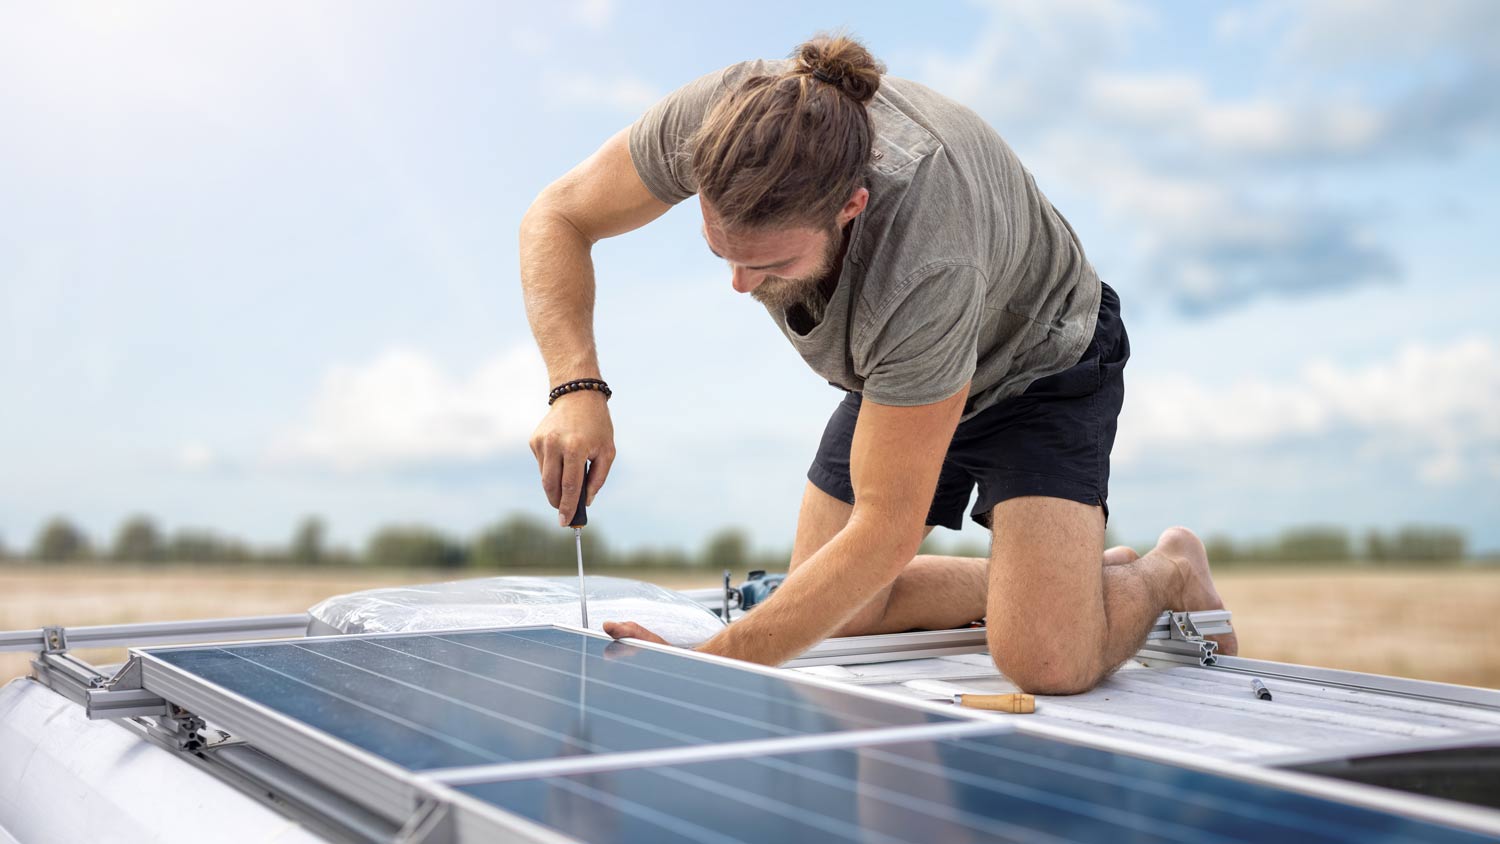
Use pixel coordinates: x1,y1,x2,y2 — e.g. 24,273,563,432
2,563,1498,689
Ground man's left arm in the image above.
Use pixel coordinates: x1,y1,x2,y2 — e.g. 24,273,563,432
691,382,970,665
604,267,983,661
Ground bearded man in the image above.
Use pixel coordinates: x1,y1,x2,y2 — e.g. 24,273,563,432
519,34,1234,694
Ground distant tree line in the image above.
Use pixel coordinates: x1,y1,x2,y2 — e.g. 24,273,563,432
1,513,794,571
0,515,1478,570
1201,524,1469,566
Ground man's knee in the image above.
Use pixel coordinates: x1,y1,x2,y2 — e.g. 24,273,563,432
987,628,1104,695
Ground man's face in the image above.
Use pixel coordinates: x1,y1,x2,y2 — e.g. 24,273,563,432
700,202,842,311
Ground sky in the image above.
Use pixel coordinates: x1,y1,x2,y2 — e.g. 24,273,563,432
2,0,1497,557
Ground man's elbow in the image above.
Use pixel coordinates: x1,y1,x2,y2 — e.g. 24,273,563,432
847,509,926,574
519,198,587,249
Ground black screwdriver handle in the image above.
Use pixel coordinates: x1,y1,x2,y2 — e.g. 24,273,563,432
569,462,590,528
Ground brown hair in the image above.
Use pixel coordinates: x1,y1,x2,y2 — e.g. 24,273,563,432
690,33,885,230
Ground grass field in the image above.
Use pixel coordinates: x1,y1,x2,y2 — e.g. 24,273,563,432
3,562,1497,689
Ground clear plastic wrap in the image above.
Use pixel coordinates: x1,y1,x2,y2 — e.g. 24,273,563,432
307,575,726,646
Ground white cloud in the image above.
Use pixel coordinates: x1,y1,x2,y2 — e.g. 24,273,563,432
543,71,661,113
270,346,550,471
1276,0,1500,63
1085,73,1386,161
1027,138,1398,311
568,0,613,29
910,1,1500,314
176,442,219,472
914,0,1148,126
1116,338,1500,484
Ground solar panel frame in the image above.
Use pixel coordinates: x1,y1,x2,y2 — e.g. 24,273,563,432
131,624,1500,842
594,635,1500,841
445,731,1500,844
130,624,994,825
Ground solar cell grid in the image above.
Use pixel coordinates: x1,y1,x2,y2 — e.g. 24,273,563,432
459,731,1500,844
144,626,961,774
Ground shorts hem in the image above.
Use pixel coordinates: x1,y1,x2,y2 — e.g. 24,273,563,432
972,472,1109,528
807,463,856,506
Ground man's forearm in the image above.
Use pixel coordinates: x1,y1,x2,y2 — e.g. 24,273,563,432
697,513,918,665
519,207,601,382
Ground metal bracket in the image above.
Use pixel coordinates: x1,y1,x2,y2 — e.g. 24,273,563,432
29,651,105,707
1163,611,1219,666
41,625,67,654
146,709,208,751
397,799,455,844
86,656,171,720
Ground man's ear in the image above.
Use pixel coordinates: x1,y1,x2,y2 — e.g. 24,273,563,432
838,187,870,227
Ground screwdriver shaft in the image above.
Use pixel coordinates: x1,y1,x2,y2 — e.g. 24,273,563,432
575,527,588,628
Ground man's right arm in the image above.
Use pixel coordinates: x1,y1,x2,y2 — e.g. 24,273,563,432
520,127,672,526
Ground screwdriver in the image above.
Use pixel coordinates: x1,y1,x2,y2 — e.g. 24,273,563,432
570,463,590,628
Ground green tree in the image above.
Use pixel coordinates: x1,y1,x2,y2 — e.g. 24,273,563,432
949,540,988,558
1276,525,1352,563
1391,525,1466,562
701,528,750,572
366,525,465,568
291,516,327,566
112,515,165,562
1204,534,1240,565
34,517,90,562
168,529,254,564
1364,529,1391,562
617,546,693,569
917,533,947,556
471,513,604,569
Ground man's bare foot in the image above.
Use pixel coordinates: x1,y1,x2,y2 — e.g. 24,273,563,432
1154,526,1238,656
1103,545,1140,566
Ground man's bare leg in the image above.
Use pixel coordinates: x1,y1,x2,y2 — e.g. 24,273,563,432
787,482,1158,637
786,482,984,634
984,496,1235,694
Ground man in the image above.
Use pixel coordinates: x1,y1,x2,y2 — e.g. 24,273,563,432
520,35,1234,695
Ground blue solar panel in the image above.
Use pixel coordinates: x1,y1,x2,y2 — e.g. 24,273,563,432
459,731,1499,844
146,627,959,773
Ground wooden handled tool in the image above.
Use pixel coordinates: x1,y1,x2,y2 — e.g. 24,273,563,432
953,693,1035,714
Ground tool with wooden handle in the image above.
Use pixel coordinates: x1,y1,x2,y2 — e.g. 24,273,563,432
571,463,590,628
953,693,1035,714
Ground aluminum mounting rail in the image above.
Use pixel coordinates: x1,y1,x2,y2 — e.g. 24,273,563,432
1136,650,1500,712
787,610,1233,668
0,613,311,654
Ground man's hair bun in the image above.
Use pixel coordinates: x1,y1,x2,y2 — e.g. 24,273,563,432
688,31,885,230
792,33,884,105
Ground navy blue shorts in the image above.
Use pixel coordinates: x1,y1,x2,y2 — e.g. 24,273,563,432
807,282,1129,530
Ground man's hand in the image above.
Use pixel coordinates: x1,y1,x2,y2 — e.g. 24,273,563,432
530,391,615,526
603,620,669,646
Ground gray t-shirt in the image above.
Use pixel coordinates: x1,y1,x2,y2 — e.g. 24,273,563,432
629,60,1102,420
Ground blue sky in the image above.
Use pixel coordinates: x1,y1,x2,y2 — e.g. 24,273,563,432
2,0,1497,557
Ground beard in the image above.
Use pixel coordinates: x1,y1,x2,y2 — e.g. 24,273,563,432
748,227,844,316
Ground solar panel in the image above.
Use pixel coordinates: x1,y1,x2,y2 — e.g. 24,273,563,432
144,626,963,774
454,731,1497,844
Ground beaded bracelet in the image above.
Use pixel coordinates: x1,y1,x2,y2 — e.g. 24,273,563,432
548,378,612,405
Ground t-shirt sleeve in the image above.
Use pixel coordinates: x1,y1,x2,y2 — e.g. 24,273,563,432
858,265,986,407
627,65,736,206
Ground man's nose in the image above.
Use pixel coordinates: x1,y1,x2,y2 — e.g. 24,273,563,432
731,266,762,294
